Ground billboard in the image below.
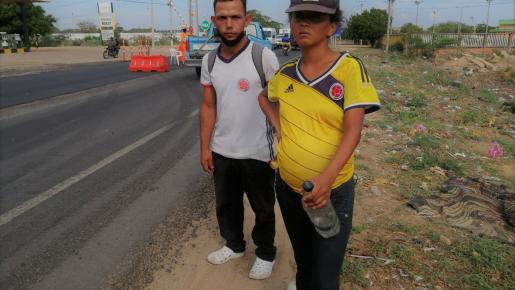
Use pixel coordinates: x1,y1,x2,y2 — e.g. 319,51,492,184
98,1,116,41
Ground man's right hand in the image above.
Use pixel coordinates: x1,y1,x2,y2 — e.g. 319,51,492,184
200,148,214,173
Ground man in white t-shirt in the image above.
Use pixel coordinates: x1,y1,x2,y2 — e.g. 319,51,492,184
199,0,280,280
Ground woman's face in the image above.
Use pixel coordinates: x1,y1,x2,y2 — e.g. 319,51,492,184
290,11,336,48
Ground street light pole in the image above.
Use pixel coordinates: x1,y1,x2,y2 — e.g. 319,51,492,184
415,0,422,27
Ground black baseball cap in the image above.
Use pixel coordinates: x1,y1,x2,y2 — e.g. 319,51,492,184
285,0,339,14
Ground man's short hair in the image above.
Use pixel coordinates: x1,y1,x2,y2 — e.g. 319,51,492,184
213,0,247,13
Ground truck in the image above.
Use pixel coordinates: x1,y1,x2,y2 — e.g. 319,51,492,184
185,22,273,78
262,27,277,48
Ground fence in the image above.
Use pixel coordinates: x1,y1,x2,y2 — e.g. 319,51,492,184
413,33,514,48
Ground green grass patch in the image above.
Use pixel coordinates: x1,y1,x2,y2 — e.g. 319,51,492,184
342,259,371,288
496,139,515,157
390,223,418,234
411,134,441,150
384,155,403,164
406,93,427,108
443,236,515,290
477,90,498,103
407,153,463,175
351,224,369,234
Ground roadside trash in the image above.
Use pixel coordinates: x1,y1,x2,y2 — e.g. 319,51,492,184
463,67,474,76
407,174,515,244
488,142,504,158
415,124,427,133
450,80,462,88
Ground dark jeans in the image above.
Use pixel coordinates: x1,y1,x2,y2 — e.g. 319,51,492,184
275,174,355,290
212,152,277,261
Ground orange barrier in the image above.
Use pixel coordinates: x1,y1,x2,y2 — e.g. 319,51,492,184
129,55,169,72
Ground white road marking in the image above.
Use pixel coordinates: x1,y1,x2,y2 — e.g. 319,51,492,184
187,109,199,118
0,122,178,227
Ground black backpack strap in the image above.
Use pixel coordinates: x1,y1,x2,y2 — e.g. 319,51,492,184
251,43,266,88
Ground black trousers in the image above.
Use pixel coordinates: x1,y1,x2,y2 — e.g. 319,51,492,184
275,174,355,290
212,152,277,261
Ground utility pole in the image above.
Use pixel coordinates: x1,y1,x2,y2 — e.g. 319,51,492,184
385,0,395,53
189,0,199,35
432,10,436,34
483,0,494,55
359,0,365,12
485,0,493,34
415,0,422,27
470,16,476,33
457,7,464,34
150,0,155,48
169,1,174,45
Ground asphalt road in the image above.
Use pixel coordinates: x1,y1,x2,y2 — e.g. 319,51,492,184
0,50,299,290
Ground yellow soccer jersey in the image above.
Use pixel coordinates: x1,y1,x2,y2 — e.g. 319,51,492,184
268,52,380,193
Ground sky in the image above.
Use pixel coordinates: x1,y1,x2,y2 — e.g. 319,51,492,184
38,0,515,31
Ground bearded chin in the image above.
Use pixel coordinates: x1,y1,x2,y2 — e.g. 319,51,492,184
219,32,246,47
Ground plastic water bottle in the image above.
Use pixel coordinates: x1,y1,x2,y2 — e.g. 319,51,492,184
301,181,340,238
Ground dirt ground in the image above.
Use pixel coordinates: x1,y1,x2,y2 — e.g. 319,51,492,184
0,46,171,76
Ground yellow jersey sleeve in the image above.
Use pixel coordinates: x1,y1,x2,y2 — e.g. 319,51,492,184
342,57,381,113
267,74,279,103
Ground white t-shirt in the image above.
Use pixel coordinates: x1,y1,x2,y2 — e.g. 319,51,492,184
201,41,279,162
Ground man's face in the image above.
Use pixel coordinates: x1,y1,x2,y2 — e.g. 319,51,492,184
211,1,251,46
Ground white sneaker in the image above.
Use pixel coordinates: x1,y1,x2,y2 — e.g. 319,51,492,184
207,246,244,265
248,257,275,279
287,281,296,290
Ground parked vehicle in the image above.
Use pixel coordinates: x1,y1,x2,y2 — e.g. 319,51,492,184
186,22,273,78
263,27,277,48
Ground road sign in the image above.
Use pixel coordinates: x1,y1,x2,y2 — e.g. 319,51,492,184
201,20,210,31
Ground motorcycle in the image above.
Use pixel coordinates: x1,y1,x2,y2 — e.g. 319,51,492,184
103,46,119,59
279,42,290,56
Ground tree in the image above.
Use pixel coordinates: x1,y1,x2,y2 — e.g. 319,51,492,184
400,23,423,34
475,24,496,33
427,21,473,33
247,9,281,31
345,9,388,46
77,21,98,33
0,3,56,42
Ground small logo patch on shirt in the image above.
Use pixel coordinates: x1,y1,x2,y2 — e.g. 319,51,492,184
238,78,250,92
329,83,344,100
284,84,294,93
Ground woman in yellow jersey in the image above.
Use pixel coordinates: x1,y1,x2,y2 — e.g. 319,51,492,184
259,1,380,290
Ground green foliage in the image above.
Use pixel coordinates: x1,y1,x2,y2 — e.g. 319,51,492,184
39,34,65,47
351,224,369,234
342,259,371,287
475,24,497,33
460,110,479,125
446,236,515,289
406,93,427,108
400,23,423,34
248,9,281,31
412,134,440,150
390,223,418,234
345,8,387,47
0,3,56,41
428,21,474,33
477,90,498,103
